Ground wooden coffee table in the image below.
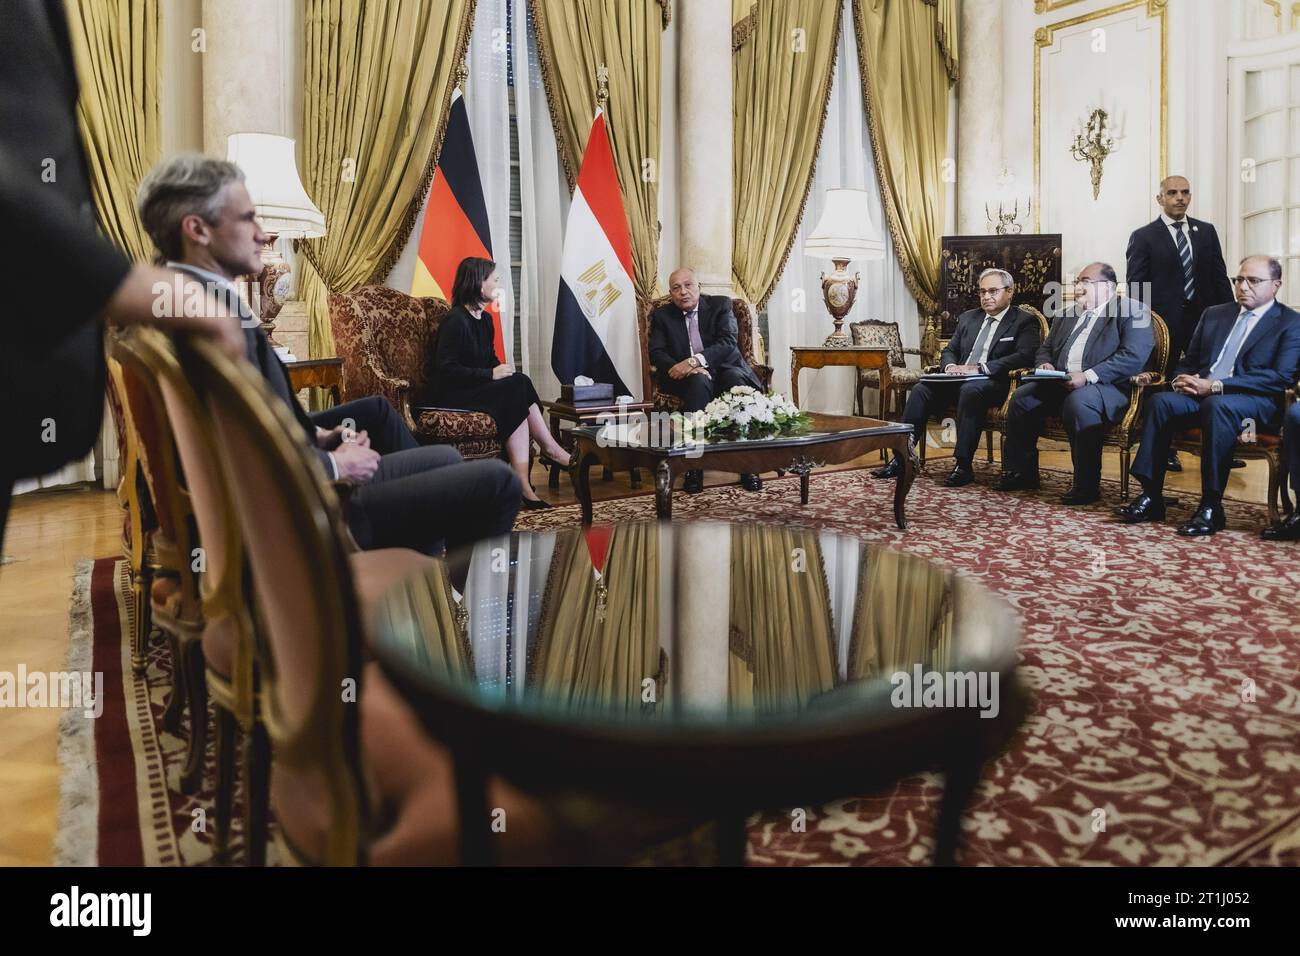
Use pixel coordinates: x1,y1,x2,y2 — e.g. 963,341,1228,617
570,412,917,527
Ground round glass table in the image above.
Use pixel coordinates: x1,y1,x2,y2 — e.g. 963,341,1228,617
370,521,1026,865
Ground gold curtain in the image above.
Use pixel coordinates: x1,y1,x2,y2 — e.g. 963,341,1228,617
728,526,837,714
853,0,956,315
298,0,475,358
731,0,842,309
732,0,757,49
64,0,162,262
529,525,664,717
847,545,953,679
529,0,664,301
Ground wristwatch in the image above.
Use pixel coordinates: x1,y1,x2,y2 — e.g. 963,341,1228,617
689,356,700,368
1211,379,1224,395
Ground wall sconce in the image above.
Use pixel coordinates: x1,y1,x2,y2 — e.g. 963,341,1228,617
1069,108,1117,200
985,198,1032,235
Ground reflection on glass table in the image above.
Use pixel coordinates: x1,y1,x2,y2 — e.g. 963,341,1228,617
371,521,1026,865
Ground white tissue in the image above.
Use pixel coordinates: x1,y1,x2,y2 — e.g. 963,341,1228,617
574,375,595,386
616,395,634,404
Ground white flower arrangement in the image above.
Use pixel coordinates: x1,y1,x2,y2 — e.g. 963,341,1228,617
691,386,811,441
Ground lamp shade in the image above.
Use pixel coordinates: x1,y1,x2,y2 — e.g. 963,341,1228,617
804,187,885,262
226,133,326,238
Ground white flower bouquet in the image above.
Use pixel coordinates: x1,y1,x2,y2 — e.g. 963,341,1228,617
694,386,811,441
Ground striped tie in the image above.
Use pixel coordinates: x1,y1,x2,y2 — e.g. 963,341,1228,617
1173,221,1195,301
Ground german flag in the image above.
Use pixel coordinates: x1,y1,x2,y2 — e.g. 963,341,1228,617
412,88,507,364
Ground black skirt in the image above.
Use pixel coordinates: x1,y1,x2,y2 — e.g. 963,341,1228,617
423,372,541,442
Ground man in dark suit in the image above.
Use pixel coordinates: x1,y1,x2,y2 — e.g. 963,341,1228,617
649,268,764,493
872,268,1040,487
137,155,521,557
1262,401,1300,540
1125,175,1235,472
0,1,242,551
1120,256,1300,536
994,262,1155,505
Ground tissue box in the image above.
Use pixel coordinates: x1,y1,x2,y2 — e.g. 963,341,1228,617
561,382,614,404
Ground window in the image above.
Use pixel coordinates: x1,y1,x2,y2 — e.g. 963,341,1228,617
1230,50,1300,288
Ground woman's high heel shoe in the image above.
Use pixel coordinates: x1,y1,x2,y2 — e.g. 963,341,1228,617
522,497,552,510
538,450,575,471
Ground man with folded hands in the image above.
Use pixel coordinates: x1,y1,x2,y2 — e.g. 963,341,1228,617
994,262,1155,505
1119,255,1300,536
872,268,1040,487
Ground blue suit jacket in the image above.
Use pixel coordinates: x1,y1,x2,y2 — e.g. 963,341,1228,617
1178,301,1300,414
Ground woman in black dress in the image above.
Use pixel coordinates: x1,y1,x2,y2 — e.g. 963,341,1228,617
423,257,572,508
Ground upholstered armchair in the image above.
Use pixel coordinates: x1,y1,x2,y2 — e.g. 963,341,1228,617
848,320,924,419
637,296,774,412
328,286,501,460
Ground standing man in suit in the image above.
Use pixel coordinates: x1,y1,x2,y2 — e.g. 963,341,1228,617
1,1,243,552
1125,175,1234,472
1120,256,1300,536
648,268,764,493
994,262,1155,505
136,155,521,557
871,268,1040,487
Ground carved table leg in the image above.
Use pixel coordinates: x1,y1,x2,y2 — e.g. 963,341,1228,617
630,467,642,488
655,460,673,521
894,436,917,530
801,470,810,505
576,451,596,526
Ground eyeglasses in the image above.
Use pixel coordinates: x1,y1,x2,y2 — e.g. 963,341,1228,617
1231,276,1273,287
1074,278,1109,286
977,287,1010,297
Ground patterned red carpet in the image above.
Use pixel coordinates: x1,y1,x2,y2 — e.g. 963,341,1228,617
63,463,1300,865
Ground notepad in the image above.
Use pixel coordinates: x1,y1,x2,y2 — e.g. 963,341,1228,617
1020,369,1070,381
919,373,990,383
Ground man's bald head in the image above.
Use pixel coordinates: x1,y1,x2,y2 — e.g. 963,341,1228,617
1156,176,1191,219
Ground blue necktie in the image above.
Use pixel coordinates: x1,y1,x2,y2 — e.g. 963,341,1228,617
1173,221,1195,301
1209,311,1253,380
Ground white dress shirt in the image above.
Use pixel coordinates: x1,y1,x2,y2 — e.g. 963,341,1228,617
1065,307,1104,380
1210,300,1272,380
946,306,1009,372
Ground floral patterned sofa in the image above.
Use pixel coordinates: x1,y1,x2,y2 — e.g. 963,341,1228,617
327,286,501,460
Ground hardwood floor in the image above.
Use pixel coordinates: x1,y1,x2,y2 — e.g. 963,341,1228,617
0,442,1273,866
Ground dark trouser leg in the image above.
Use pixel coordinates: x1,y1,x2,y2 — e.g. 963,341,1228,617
899,381,943,459
659,373,715,414
1002,382,1059,474
351,449,521,555
1131,391,1200,497
311,396,419,454
1060,385,1108,492
1285,402,1300,496
0,477,11,557
952,379,1009,464
1198,394,1277,503
712,366,755,394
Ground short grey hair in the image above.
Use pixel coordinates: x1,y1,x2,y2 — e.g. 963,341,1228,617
978,268,1014,289
136,154,245,262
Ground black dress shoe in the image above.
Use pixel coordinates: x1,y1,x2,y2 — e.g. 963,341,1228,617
1261,512,1300,541
870,458,902,480
1166,452,1182,472
1230,458,1247,469
944,463,974,488
683,469,704,494
740,473,763,492
1116,493,1166,523
992,471,1041,492
522,497,552,510
1060,486,1100,506
1177,505,1226,536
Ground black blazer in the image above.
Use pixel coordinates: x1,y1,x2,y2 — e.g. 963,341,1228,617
940,306,1041,379
648,294,761,389
1178,301,1300,413
5,1,132,480
1125,217,1233,338
1038,295,1156,418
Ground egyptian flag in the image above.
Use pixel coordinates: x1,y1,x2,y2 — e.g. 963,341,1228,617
551,110,641,400
585,525,613,623
412,88,508,363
